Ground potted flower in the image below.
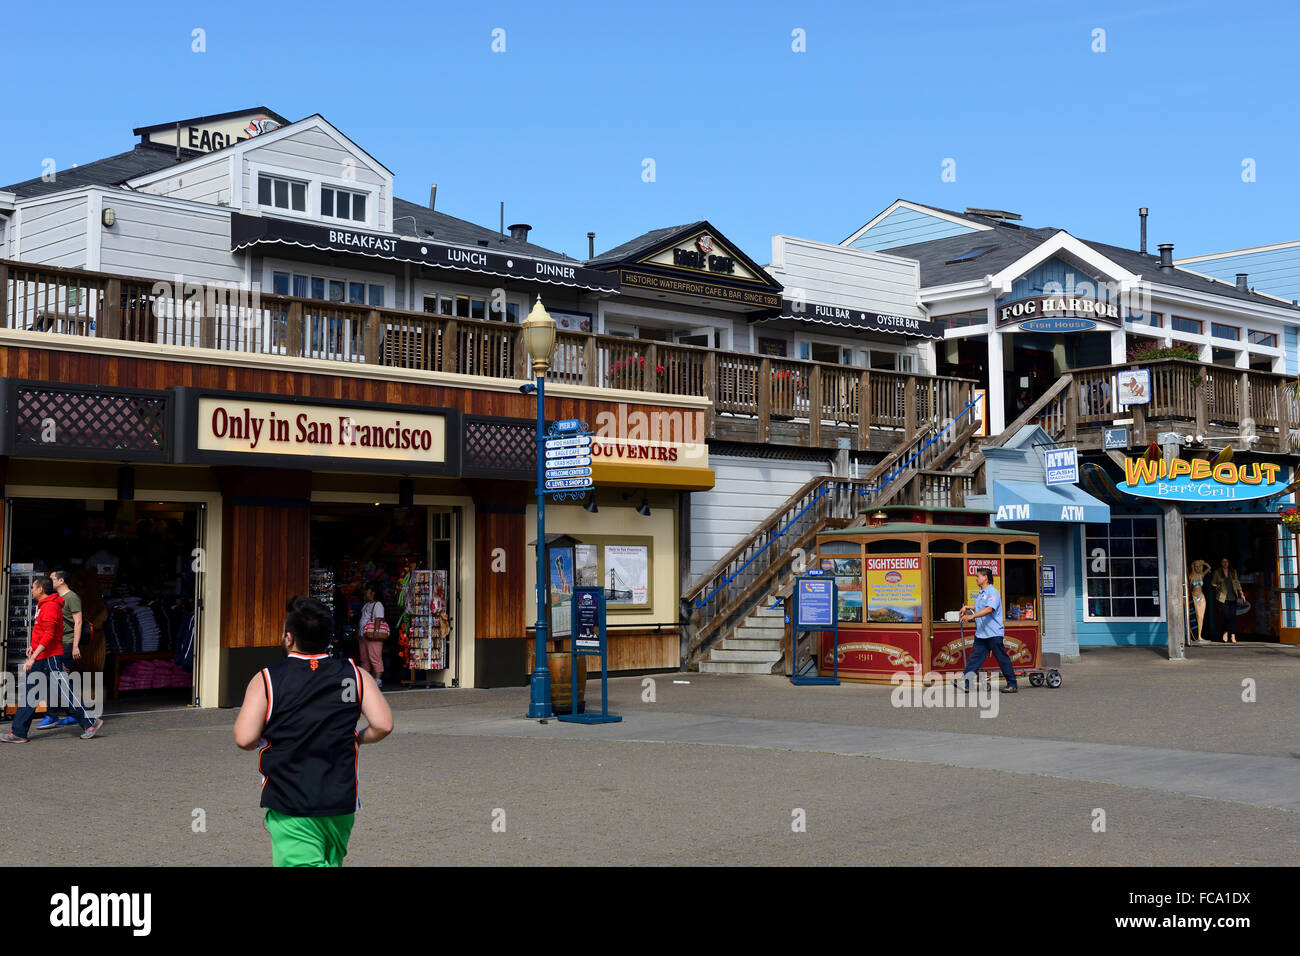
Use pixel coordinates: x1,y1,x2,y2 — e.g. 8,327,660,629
609,354,665,389
1280,507,1300,533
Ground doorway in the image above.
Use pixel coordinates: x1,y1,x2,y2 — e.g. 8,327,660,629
1184,516,1280,641
309,503,461,686
3,498,201,711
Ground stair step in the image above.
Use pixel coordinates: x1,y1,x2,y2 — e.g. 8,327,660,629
699,660,780,675
735,623,785,640
708,648,782,663
753,604,784,618
721,637,783,651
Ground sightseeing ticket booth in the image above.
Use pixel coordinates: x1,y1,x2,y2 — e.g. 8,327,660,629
809,506,1042,683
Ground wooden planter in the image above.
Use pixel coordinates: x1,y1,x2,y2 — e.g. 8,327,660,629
547,650,587,714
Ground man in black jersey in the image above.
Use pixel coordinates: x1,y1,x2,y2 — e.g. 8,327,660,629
234,596,393,866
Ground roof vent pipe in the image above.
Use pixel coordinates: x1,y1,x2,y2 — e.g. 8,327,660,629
1158,243,1174,271
1139,207,1148,254
508,223,531,243
429,184,437,210
1236,273,1249,292
587,232,596,259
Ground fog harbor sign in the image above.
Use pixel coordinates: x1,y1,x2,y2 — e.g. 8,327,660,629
996,295,1121,333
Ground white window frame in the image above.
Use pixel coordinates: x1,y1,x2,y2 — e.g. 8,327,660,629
321,184,369,225
1081,517,1166,623
257,172,308,214
597,301,731,349
418,280,525,324
246,159,377,229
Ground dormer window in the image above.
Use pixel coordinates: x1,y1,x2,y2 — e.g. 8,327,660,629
322,186,367,223
258,174,306,212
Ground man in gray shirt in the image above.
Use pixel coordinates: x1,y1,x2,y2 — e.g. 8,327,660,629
38,569,85,728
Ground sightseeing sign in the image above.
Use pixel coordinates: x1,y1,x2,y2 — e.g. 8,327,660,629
1117,457,1289,502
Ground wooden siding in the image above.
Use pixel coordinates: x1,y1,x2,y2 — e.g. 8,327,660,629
689,454,831,580
133,156,232,206
100,198,244,286
218,468,311,649
474,507,526,640
847,206,981,253
770,235,922,320
15,196,89,268
1178,245,1300,304
526,629,679,672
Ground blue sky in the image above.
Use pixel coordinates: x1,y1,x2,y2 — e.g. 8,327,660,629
5,0,1299,263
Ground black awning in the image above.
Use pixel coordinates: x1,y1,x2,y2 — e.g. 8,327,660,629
230,212,620,294
761,299,944,340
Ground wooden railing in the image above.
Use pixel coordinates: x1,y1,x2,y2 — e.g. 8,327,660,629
682,400,984,662
0,258,975,449
982,359,1300,453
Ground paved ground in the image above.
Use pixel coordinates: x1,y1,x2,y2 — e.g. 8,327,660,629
4,646,1297,865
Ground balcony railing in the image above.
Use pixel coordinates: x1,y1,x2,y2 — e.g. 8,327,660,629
0,259,976,449
993,358,1300,453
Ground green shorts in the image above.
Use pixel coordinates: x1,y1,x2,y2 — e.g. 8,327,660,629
264,809,356,867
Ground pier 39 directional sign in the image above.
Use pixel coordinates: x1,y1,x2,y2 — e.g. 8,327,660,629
544,419,594,498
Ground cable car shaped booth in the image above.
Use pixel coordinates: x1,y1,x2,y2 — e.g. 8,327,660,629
811,506,1042,683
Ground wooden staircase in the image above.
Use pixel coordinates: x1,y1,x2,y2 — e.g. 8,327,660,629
682,396,984,673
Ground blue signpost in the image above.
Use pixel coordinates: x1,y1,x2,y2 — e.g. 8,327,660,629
558,585,621,724
790,573,840,686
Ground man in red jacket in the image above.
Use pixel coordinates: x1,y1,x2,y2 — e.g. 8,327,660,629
1,575,103,743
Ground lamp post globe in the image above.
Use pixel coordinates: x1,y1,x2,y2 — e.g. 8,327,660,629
527,297,557,720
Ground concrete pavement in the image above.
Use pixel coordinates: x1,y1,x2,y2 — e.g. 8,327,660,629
3,646,1297,865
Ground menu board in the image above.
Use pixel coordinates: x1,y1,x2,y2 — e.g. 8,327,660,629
865,556,922,623
965,558,1002,606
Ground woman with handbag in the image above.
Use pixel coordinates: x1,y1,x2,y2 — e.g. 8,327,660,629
1210,558,1246,644
358,585,389,687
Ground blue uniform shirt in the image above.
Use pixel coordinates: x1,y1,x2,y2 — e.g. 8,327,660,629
974,585,1003,639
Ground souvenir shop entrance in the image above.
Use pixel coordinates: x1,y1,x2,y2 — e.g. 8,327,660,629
2,498,203,710
308,503,461,687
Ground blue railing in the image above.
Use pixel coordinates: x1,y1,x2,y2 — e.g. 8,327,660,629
692,396,980,612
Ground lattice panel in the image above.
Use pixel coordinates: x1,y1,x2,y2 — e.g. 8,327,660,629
14,387,167,456
463,418,535,477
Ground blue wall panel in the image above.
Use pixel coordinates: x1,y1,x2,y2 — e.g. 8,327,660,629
1180,246,1300,303
848,207,981,252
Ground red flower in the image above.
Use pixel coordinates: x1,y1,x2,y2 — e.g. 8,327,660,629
656,365,665,375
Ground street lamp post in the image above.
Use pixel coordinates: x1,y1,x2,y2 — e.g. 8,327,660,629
523,297,557,719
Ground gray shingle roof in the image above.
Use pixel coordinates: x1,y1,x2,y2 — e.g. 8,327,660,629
391,197,574,261
879,214,1296,308
3,144,190,199
587,222,705,267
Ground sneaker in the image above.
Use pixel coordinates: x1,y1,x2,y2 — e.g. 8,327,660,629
951,677,970,691
0,732,29,743
1002,684,1019,694
37,715,58,729
79,719,104,740
59,716,78,726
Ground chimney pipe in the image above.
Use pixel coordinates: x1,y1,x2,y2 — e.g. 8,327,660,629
429,184,437,210
1158,243,1174,271
1236,273,1249,292
499,201,504,235
587,232,595,259
1139,207,1148,254
508,223,531,243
